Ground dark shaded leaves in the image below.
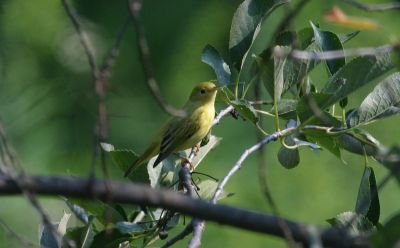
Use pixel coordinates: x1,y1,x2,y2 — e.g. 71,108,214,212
355,166,380,225
202,44,231,86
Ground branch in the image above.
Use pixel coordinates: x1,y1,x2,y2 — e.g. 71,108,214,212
212,106,234,126
0,174,367,247
0,121,73,247
128,0,185,117
273,44,400,61
0,218,37,248
162,148,204,248
343,0,400,11
212,127,296,203
61,0,98,78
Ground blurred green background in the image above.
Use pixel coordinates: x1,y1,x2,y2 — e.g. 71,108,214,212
1,0,400,247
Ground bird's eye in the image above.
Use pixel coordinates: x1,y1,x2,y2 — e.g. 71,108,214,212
200,89,206,94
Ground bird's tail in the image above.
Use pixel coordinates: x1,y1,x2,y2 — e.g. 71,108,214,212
124,142,159,177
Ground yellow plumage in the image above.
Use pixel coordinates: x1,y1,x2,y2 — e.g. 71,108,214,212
124,81,218,177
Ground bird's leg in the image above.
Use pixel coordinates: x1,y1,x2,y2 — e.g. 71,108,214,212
180,157,194,170
194,143,201,153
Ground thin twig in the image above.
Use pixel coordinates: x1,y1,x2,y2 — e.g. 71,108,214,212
343,0,400,11
254,85,298,248
162,148,204,248
212,127,296,203
0,218,37,248
128,0,185,117
273,44,400,61
61,0,98,79
212,105,234,126
0,121,73,247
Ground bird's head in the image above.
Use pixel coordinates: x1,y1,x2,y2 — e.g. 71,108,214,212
188,81,218,104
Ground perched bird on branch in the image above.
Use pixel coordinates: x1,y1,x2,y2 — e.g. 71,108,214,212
125,81,218,177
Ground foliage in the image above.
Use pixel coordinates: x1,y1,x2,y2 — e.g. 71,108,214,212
1,0,400,247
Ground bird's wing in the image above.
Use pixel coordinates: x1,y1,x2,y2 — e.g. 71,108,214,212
153,117,200,167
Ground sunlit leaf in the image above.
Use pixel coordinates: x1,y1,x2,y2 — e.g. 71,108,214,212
40,212,71,248
327,211,374,235
63,197,90,225
196,180,232,200
347,72,400,127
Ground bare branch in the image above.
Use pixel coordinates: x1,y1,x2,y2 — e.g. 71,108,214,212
0,218,37,248
273,44,400,61
343,0,400,11
0,174,368,247
212,127,296,203
212,106,234,126
0,121,73,247
128,0,185,117
61,0,98,79
254,84,298,248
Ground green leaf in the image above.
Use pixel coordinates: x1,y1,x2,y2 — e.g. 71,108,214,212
370,213,400,247
217,86,235,104
230,99,259,123
147,154,181,189
63,198,89,225
275,27,314,49
347,72,400,127
338,31,360,44
296,92,333,123
229,0,287,69
272,99,298,119
311,22,345,75
237,0,288,85
40,212,71,248
355,166,380,225
65,218,94,248
307,133,342,160
116,222,150,235
202,44,231,86
259,28,316,100
196,180,232,200
322,54,394,107
91,229,131,248
68,199,125,226
101,143,149,184
278,146,300,169
336,132,380,156
327,211,374,235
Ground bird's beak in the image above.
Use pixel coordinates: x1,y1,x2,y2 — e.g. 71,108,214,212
209,86,219,92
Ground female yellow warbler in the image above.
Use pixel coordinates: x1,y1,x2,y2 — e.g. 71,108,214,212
125,81,218,177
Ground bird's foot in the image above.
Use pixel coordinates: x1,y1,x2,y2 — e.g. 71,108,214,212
194,144,200,154
181,157,194,170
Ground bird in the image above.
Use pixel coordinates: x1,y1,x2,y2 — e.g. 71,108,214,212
124,81,218,177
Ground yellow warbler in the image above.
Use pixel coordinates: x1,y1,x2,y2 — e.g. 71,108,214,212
124,81,218,177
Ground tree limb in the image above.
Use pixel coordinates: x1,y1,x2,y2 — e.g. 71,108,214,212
128,0,185,117
0,174,367,247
